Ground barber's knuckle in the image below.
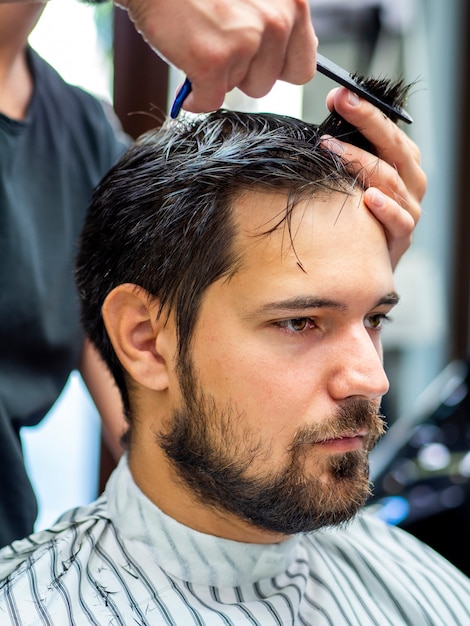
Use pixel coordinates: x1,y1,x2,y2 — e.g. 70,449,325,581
271,11,292,38
289,0,312,23
258,3,293,38
392,130,408,154
190,41,230,76
410,142,422,164
416,171,427,200
295,0,311,11
389,163,400,188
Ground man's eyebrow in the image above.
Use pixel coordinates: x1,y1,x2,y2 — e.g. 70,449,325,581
377,292,400,307
252,292,400,316
255,297,346,314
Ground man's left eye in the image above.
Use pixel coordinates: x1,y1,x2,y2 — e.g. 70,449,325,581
289,318,308,332
278,318,315,333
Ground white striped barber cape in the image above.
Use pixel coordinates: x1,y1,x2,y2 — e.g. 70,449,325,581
0,455,469,625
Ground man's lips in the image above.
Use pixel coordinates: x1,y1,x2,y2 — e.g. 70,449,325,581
315,431,368,452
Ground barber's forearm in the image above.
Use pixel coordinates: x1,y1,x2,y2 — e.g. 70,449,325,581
80,336,126,461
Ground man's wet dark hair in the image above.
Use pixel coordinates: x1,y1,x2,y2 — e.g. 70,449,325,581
75,78,410,424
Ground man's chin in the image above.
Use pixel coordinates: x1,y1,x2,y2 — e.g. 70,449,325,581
246,468,372,536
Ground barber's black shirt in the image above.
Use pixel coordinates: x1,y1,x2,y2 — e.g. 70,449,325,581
0,48,127,546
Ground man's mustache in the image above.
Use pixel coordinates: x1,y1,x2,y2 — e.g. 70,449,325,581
289,399,386,451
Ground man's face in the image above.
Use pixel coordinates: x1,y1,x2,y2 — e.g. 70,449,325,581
159,189,397,540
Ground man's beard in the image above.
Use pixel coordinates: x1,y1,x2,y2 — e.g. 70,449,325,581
158,357,386,536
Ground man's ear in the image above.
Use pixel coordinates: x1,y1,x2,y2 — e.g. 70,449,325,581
102,284,173,391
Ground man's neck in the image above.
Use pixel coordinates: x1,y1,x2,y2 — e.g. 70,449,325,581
0,3,45,120
0,46,32,121
128,429,289,545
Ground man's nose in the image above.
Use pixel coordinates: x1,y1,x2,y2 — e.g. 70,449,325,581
327,327,390,402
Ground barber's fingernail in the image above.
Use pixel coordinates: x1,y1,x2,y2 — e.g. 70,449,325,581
348,90,360,106
368,188,386,208
320,134,344,156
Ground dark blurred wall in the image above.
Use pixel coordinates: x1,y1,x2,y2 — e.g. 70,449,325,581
113,6,169,139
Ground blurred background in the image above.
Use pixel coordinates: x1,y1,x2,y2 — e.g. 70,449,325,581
22,0,470,575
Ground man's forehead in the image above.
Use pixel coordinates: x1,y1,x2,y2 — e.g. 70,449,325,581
230,186,366,251
225,186,393,295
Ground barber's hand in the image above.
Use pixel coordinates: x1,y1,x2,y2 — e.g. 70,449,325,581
322,87,426,270
115,0,317,113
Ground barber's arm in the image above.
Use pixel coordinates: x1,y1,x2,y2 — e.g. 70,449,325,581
79,337,126,461
115,0,317,113
323,87,426,269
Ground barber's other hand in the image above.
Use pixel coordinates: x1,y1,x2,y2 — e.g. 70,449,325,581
115,0,317,113
322,87,426,270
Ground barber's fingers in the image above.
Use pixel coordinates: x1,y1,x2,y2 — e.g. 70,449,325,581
325,87,426,222
364,187,416,270
157,0,317,112
322,134,423,227
279,0,317,84
321,86,426,269
237,0,317,97
321,133,422,268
